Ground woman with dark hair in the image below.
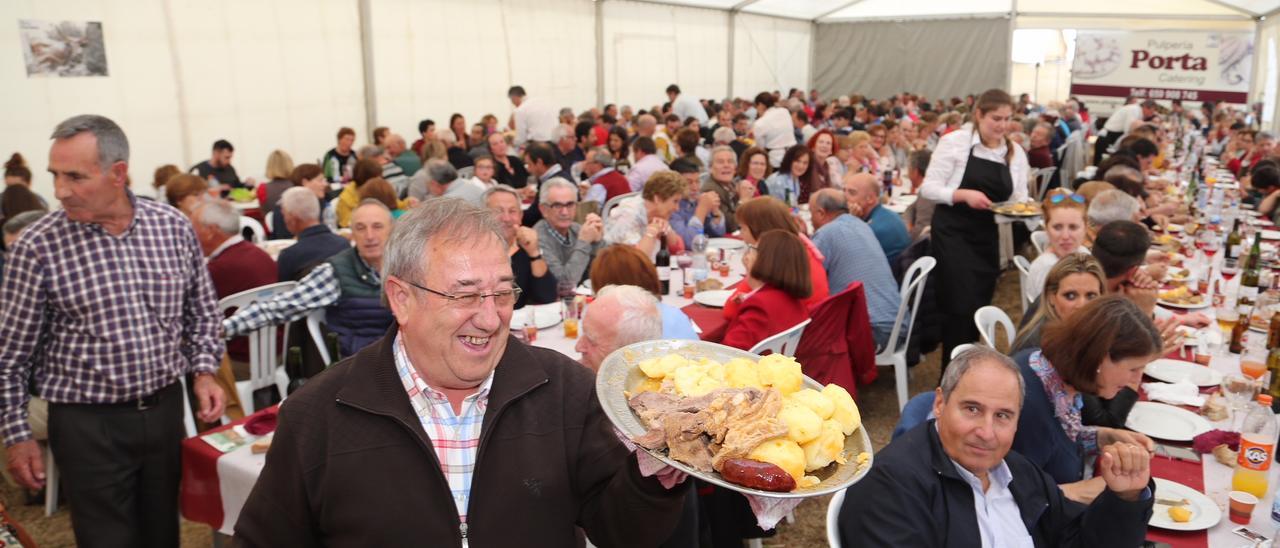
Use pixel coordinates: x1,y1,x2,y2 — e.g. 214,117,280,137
807,129,843,191
607,126,631,172
0,184,46,225
1012,295,1160,503
449,113,469,150
268,163,329,238
762,145,816,206
3,153,31,187
730,196,829,310
919,88,1031,368
335,158,414,227
720,230,812,351
736,146,771,194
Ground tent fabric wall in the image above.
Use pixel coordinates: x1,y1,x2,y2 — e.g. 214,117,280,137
370,0,597,150
733,13,812,98
812,18,1010,101
0,0,365,202
601,1,729,111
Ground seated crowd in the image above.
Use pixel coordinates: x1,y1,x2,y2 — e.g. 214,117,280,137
0,85,1267,547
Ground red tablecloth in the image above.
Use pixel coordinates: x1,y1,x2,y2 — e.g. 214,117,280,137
682,303,727,340
180,406,278,530
1148,455,1209,548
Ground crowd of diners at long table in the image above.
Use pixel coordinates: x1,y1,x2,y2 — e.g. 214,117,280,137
0,84,1269,546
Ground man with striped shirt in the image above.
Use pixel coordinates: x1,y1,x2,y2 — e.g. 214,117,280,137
0,115,227,547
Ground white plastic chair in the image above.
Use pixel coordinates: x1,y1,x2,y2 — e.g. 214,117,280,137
748,319,812,357
1032,167,1057,202
220,281,297,413
457,166,475,179
240,215,266,244
875,256,936,411
1030,230,1049,256
826,488,847,548
950,343,980,360
974,306,1015,350
1012,255,1033,313
602,191,638,222
306,309,332,366
263,210,275,237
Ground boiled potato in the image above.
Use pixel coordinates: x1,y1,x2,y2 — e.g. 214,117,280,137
823,384,861,435
673,362,726,396
801,419,847,471
723,358,763,389
778,402,822,444
747,437,806,483
757,354,803,395
789,388,835,419
1168,506,1191,523
633,377,664,394
639,354,689,379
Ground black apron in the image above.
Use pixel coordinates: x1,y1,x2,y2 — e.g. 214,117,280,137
931,143,1013,363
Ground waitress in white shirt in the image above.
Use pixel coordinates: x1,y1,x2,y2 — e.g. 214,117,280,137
920,89,1030,368
751,92,797,168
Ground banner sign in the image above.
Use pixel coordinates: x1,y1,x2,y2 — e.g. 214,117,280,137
1071,31,1252,104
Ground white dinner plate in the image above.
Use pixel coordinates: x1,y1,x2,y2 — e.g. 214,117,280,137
1125,402,1212,442
1144,359,1223,387
1261,230,1280,241
1156,298,1210,310
692,289,734,308
706,238,745,251
1148,478,1221,531
510,302,562,330
575,280,593,296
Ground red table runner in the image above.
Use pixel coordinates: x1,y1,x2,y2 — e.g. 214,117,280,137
1147,455,1209,548
180,406,278,530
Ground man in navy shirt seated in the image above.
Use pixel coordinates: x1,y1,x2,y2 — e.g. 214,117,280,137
838,346,1153,547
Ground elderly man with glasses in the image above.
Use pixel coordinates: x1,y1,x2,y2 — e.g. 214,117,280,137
234,198,690,547
483,185,558,308
533,178,603,287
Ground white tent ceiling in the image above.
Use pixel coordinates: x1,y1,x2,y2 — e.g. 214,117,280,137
640,0,1280,20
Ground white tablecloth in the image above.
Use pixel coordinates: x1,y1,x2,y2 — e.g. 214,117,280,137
213,434,270,535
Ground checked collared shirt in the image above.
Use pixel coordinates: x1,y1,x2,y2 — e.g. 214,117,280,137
0,196,224,445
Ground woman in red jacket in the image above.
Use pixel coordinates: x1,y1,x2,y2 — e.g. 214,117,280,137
722,197,828,322
721,230,812,351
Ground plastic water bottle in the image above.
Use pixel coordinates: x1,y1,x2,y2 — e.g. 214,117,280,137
690,234,710,282
1234,394,1278,498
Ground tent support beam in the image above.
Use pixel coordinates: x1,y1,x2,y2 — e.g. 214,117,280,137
595,0,604,108
358,0,378,139
1006,1,1016,92
815,0,867,22
727,10,736,99
618,0,813,22
1198,0,1260,18
1016,12,1252,21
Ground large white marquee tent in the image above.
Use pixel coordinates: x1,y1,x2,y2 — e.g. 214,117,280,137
4,0,1279,202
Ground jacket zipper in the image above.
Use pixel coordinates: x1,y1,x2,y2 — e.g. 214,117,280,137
335,397,466,547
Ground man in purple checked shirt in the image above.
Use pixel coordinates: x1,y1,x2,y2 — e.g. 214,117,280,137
0,115,227,548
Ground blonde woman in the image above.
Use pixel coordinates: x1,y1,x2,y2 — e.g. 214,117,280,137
259,149,295,214
845,130,879,177
1013,253,1106,353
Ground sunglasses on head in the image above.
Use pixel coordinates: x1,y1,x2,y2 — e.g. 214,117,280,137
1048,193,1085,205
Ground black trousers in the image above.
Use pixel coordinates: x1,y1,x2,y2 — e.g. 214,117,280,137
49,382,185,548
1093,130,1122,166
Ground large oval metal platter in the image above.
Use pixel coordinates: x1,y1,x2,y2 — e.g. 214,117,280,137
596,339,874,498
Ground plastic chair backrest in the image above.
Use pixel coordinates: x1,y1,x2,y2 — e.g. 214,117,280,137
882,256,936,358
1030,230,1049,256
748,318,812,357
240,215,266,244
826,489,846,548
306,309,331,366
1035,167,1057,201
218,281,298,392
1012,255,1033,312
974,305,1015,350
602,191,638,222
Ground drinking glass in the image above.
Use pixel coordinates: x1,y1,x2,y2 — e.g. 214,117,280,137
1222,374,1260,431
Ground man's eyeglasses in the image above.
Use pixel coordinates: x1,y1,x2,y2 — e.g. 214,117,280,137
402,279,522,308
541,201,577,211
1048,193,1085,205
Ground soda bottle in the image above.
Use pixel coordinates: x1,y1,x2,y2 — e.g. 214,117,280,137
1233,394,1277,498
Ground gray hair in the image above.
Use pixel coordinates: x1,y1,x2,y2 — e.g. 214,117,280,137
437,128,457,145
559,107,574,118
50,114,130,169
908,149,931,176
1088,190,1141,227
1260,131,1275,142
425,159,458,185
2,210,46,236
710,145,736,161
359,145,385,159
588,147,614,167
712,127,736,144
939,346,1025,404
553,124,574,141
194,198,241,236
382,197,507,286
481,184,521,206
594,285,663,346
810,189,848,215
280,186,320,221
539,178,578,204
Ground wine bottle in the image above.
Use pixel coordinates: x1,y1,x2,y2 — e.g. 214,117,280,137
325,332,342,367
1231,304,1253,354
285,346,305,395
1226,219,1243,261
1241,235,1263,306
656,235,671,295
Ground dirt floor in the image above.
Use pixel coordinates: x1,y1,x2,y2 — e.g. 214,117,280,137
6,269,1024,547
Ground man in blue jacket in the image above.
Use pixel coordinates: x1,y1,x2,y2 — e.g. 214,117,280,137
838,346,1153,547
